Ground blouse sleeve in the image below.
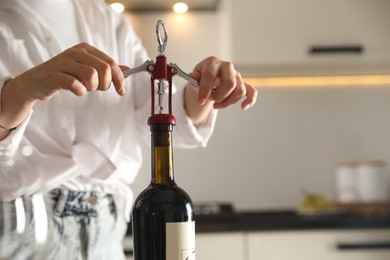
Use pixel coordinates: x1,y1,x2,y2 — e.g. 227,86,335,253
172,85,218,148
0,76,33,153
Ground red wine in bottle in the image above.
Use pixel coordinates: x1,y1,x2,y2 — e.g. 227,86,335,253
132,122,196,260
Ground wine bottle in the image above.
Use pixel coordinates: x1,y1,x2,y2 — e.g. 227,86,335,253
132,117,196,260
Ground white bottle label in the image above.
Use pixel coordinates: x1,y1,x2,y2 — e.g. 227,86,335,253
166,221,195,260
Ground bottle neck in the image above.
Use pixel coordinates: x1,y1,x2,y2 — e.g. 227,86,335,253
150,123,174,184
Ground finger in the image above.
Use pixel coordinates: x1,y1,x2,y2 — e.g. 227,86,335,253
85,45,126,96
213,74,246,109
49,72,87,97
73,51,113,91
194,57,220,105
187,70,209,106
61,60,99,92
120,65,130,74
187,71,199,88
240,83,258,110
209,62,237,103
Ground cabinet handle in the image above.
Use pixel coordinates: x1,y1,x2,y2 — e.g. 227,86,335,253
337,242,390,251
124,249,134,256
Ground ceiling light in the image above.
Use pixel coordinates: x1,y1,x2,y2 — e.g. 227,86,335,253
173,2,189,14
111,3,125,13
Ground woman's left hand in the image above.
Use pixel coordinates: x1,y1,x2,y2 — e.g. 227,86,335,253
188,56,258,110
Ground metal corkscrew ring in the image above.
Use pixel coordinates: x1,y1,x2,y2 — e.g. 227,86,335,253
122,20,200,126
156,20,168,56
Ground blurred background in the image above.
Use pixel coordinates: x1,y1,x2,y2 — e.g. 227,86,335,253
105,0,390,259
106,0,390,212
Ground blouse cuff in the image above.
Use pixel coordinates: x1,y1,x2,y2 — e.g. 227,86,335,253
173,86,218,148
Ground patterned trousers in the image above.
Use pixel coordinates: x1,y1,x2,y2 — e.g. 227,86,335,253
12,189,127,260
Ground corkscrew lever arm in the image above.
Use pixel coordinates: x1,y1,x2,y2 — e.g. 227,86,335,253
122,61,199,87
122,60,154,78
171,63,218,90
169,63,199,87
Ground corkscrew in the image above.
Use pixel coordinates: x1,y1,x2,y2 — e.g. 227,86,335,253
122,20,199,125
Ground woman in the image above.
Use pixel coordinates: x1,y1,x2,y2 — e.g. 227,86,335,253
0,0,257,259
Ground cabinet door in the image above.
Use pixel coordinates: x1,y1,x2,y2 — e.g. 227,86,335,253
248,229,390,260
196,232,245,259
230,0,390,73
123,233,244,259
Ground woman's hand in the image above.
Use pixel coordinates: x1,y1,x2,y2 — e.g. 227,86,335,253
184,56,258,127
188,56,257,111
0,43,127,139
19,42,126,101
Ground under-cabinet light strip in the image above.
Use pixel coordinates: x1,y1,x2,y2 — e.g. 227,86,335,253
244,75,390,88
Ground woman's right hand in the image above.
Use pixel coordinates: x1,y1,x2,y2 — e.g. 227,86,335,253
0,43,126,139
19,42,126,101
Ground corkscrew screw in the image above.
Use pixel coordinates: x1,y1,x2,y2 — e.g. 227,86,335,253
122,20,199,125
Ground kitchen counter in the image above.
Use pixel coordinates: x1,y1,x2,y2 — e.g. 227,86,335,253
194,210,390,233
126,209,390,235
124,210,390,259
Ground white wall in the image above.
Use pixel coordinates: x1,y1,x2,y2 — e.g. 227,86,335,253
126,11,229,73
125,1,390,212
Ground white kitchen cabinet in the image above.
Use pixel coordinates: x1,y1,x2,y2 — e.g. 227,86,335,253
124,229,390,259
247,229,390,260
123,232,245,259
229,0,390,75
196,232,246,259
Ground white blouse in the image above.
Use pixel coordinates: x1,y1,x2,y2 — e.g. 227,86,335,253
0,0,217,220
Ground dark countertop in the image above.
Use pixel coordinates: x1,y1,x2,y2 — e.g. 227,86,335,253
126,210,390,235
194,210,390,233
